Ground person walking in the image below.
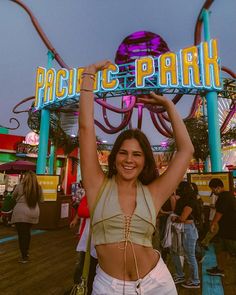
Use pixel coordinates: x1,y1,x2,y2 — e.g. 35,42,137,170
11,171,43,263
171,181,200,289
70,196,98,294
200,191,219,250
206,178,236,277
79,60,194,294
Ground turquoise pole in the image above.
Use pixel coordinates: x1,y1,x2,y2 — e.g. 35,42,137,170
201,9,222,172
36,51,54,174
49,144,55,174
201,97,209,172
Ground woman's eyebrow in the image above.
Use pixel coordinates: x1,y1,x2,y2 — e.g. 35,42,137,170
118,148,143,154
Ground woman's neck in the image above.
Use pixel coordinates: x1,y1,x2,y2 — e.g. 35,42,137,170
114,174,137,189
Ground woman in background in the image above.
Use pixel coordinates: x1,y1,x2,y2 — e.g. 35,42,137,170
171,181,200,288
11,171,42,263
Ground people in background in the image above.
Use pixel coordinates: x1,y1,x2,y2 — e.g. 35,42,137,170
70,196,98,295
11,171,43,263
206,178,236,277
171,181,200,289
159,192,178,261
191,182,205,262
201,191,219,250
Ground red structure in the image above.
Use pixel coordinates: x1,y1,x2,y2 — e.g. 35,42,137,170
0,133,77,195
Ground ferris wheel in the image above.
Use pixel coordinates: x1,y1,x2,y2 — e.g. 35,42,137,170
218,96,236,133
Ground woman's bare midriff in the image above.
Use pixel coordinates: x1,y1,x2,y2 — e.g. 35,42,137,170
96,242,160,281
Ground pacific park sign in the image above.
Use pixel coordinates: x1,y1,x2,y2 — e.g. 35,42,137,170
35,39,222,110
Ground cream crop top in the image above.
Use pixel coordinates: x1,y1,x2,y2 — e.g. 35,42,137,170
92,177,157,247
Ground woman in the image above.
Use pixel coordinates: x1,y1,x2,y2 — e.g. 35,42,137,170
171,181,200,289
79,60,194,294
11,171,42,263
70,196,98,294
159,192,178,261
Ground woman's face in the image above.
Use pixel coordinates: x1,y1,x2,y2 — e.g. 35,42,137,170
115,138,145,181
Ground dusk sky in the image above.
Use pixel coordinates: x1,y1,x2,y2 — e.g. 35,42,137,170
1,0,235,144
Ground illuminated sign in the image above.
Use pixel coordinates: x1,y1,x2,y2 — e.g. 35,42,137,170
37,175,59,201
188,172,233,204
35,39,222,109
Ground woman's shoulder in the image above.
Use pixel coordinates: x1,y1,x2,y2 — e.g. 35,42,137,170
12,183,23,196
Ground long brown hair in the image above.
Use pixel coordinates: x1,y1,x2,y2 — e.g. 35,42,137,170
22,171,42,208
107,129,158,185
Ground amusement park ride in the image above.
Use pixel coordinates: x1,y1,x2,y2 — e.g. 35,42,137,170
2,0,236,174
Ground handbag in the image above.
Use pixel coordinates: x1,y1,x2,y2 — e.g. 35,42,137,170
1,193,16,212
69,178,108,295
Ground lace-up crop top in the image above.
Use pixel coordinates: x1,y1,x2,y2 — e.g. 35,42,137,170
92,177,157,247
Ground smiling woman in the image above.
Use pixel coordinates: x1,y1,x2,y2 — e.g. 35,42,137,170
107,130,157,185
78,59,194,294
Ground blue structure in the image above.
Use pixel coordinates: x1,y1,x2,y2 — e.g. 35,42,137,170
201,9,223,172
36,51,54,174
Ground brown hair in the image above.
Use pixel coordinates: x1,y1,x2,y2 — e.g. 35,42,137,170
176,181,195,199
22,171,42,208
107,129,158,185
209,178,224,189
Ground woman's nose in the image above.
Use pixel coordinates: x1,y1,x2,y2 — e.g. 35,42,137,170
125,154,133,162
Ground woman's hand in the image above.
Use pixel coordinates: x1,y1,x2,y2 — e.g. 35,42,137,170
210,222,216,233
171,216,178,222
69,220,77,228
84,60,113,74
137,92,172,110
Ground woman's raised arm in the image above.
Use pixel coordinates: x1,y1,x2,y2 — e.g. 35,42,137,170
138,93,194,209
79,60,112,209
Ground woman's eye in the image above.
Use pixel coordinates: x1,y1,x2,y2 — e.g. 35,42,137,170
118,151,126,155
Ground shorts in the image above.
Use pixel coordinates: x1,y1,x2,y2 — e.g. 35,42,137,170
92,255,177,295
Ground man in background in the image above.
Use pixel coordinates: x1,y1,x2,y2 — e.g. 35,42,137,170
206,178,236,277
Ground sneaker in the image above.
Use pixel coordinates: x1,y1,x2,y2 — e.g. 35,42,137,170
207,267,224,277
181,281,200,289
200,242,209,250
18,257,29,264
198,255,205,263
206,266,218,272
173,276,185,284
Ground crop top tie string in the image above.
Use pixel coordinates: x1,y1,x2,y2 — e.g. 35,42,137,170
119,214,142,295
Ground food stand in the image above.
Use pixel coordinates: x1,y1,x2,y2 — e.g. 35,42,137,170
36,175,72,229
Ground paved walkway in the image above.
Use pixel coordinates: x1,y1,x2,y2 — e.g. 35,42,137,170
0,224,236,294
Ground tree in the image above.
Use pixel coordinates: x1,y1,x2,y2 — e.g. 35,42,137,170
168,117,209,171
221,126,236,146
184,117,209,163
